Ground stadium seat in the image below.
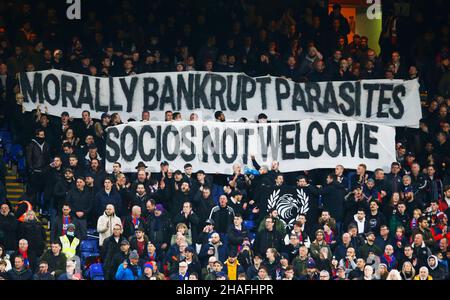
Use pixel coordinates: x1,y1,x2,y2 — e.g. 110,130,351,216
81,253,101,270
80,239,99,253
86,228,98,236
10,144,23,160
86,263,104,280
86,228,100,240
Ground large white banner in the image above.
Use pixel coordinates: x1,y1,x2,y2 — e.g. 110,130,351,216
19,70,422,127
105,120,396,174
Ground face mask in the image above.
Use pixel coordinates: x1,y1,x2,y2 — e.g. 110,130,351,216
67,231,74,237
35,137,45,144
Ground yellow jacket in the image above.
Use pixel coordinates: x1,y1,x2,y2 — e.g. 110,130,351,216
413,275,433,280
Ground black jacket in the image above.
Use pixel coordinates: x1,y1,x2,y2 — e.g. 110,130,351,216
428,263,447,280
11,250,38,273
254,229,284,256
129,235,150,258
261,258,281,280
33,272,55,280
45,167,64,197
67,187,94,217
40,249,67,278
208,206,235,234
18,221,47,256
227,225,250,252
172,212,200,242
410,173,428,204
385,173,403,194
116,185,134,212
52,178,76,211
296,185,321,228
0,212,18,250
131,193,151,214
169,188,194,216
374,178,392,201
321,181,346,222
7,268,34,280
50,214,82,241
366,211,387,234
26,139,50,171
144,213,172,249
192,190,215,222
101,234,127,279
111,250,130,278
348,268,364,280
412,243,432,268
95,189,124,218
122,215,145,239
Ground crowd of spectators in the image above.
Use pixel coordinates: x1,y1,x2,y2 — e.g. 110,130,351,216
0,0,449,280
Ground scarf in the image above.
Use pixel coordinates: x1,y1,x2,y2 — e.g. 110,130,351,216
132,216,140,228
410,218,418,231
147,252,156,262
62,216,71,236
153,216,161,231
129,263,139,278
19,249,29,268
324,231,334,244
232,227,243,252
403,271,413,279
383,253,394,268
298,231,303,242
377,192,383,203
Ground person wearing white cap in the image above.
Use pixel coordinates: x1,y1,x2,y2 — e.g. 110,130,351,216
170,260,189,280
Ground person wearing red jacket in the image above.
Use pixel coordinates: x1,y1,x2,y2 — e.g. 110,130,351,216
438,186,450,216
430,212,450,242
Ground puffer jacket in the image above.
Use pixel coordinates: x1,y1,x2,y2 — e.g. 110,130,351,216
115,262,143,280
97,211,122,246
26,139,50,171
144,212,172,249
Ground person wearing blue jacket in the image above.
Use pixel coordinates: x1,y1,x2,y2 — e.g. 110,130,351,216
115,250,142,280
198,232,228,267
95,177,123,218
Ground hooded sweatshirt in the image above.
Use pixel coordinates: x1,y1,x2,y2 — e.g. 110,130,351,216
427,255,445,280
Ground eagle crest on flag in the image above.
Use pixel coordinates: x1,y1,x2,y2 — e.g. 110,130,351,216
267,188,310,229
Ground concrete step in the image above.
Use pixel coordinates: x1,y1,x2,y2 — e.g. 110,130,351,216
7,188,24,193
4,167,51,243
